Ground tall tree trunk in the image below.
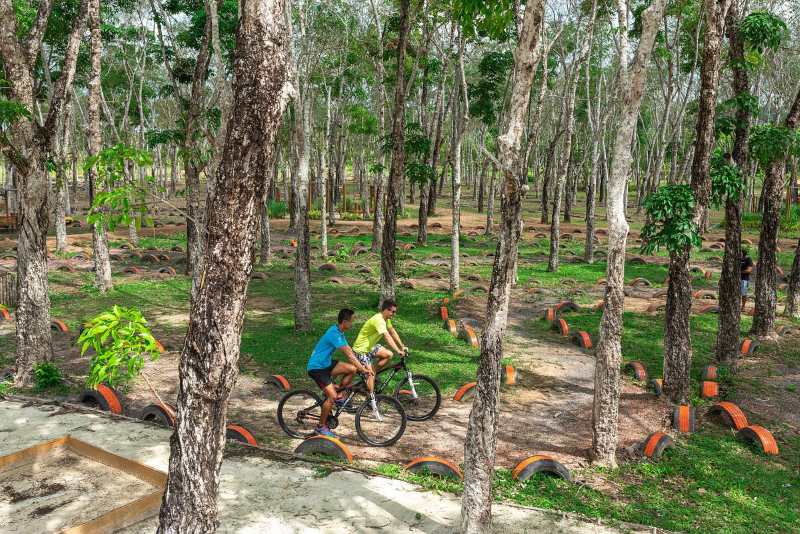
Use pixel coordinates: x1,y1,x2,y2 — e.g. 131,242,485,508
460,1,545,530
786,235,800,317
379,0,411,304
716,0,749,363
664,0,730,404
752,87,800,336
450,34,468,294
259,201,271,265
2,0,88,386
485,165,496,235
87,0,112,293
156,0,289,530
293,95,313,332
592,0,665,466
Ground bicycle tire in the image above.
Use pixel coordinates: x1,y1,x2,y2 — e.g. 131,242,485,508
277,389,322,439
394,374,441,421
355,394,407,447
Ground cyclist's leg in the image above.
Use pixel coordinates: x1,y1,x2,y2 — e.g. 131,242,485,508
371,345,393,371
309,363,340,429
354,352,375,393
331,360,356,392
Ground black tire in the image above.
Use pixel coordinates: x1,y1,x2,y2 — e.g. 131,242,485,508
355,394,407,447
394,374,441,421
276,389,322,439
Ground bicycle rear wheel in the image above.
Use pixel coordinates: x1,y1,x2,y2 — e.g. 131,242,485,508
276,389,322,439
394,374,441,421
355,394,406,447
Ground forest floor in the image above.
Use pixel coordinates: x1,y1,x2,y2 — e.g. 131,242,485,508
1,203,799,533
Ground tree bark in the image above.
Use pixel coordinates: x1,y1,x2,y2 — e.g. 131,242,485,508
293,95,312,332
485,165,496,235
379,0,411,304
460,1,545,530
87,0,112,293
450,35,468,294
716,0,748,362
752,86,800,336
664,0,730,403
592,0,665,466
156,0,289,530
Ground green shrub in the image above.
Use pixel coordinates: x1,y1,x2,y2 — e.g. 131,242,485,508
308,209,322,220
269,200,288,219
77,305,161,388
34,362,63,391
737,206,800,232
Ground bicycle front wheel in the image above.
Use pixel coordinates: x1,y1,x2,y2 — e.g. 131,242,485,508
276,389,322,439
394,374,441,421
355,394,407,447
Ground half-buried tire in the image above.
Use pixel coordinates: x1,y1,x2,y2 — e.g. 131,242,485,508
700,380,719,399
624,361,648,382
640,432,673,459
649,378,663,396
79,384,123,415
740,338,758,355
226,423,258,446
512,455,572,482
405,456,462,480
707,401,749,430
453,382,477,402
263,375,291,399
570,331,593,350
443,319,458,336
736,425,779,455
555,301,579,313
672,405,696,433
551,318,569,337
502,364,517,386
459,324,479,348
295,435,353,463
140,403,176,427
543,307,557,322
701,365,718,381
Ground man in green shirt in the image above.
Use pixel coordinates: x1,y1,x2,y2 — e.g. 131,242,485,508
352,299,407,393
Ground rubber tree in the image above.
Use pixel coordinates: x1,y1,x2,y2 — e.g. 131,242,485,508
460,0,545,530
663,0,731,404
155,0,290,530
369,0,389,253
379,0,412,304
450,32,469,294
752,87,800,335
591,0,667,466
87,0,113,293
0,0,89,387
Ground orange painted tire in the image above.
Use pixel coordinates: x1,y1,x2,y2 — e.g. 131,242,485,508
502,364,517,386
672,405,696,433
122,266,142,274
158,266,177,275
555,301,579,313
701,365,718,381
79,384,123,415
460,324,479,348
740,338,758,355
699,305,720,314
263,374,291,399
453,382,477,402
543,307,556,322
641,432,673,459
155,340,166,353
650,378,663,396
294,435,352,463
226,423,258,446
571,331,593,350
736,425,779,455
51,319,69,333
140,403,176,427
707,402,749,430
700,381,719,398
624,361,648,382
552,318,569,337
405,456,463,480
0,308,11,321
704,270,712,280
443,319,458,336
440,306,449,321
512,454,571,482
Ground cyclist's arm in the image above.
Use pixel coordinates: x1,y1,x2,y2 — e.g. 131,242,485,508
388,326,405,352
339,345,371,374
382,331,403,354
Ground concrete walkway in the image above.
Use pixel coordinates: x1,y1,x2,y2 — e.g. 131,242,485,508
0,399,656,533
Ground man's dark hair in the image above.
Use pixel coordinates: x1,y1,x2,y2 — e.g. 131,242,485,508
381,299,397,311
338,308,355,323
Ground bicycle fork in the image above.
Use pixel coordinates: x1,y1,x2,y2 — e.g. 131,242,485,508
368,392,384,422
406,370,419,399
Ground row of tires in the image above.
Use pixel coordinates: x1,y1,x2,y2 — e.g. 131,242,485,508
542,301,594,350
437,299,480,348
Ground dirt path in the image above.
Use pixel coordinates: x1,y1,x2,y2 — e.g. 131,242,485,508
0,400,665,534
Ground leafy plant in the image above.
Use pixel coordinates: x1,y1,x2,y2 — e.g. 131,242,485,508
33,362,63,391
77,306,160,389
268,200,288,219
739,11,788,53
641,185,701,255
749,124,797,167
709,152,744,208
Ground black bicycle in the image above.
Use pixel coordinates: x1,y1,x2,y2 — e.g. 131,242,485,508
276,374,407,447
349,349,441,422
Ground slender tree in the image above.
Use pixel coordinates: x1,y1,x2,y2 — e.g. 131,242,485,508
460,0,545,530
155,0,290,529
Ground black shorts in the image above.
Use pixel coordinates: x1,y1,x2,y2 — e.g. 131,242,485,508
308,361,338,389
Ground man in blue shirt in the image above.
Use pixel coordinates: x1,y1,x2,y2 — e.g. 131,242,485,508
307,308,372,437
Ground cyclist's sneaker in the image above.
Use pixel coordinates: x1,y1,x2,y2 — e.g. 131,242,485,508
315,426,337,438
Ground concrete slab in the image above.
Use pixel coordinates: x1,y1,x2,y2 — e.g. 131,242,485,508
0,399,655,533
